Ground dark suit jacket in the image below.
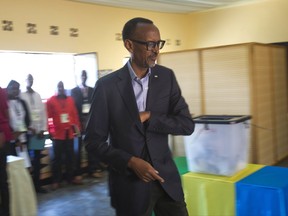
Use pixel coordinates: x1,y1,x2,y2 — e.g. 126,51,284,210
19,99,31,129
85,63,194,215
71,85,94,129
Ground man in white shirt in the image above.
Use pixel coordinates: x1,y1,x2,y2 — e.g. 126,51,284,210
21,74,48,193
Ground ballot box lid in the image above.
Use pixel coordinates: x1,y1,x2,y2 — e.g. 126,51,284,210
193,115,251,124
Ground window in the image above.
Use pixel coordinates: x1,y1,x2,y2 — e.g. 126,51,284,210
0,52,76,99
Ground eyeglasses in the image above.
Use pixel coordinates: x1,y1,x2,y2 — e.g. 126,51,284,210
129,39,166,51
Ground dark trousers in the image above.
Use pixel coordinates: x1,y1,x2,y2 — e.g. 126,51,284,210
52,139,74,183
0,142,10,216
30,149,42,189
74,137,82,176
75,136,102,175
115,181,188,216
134,181,188,216
87,146,103,174
143,182,188,216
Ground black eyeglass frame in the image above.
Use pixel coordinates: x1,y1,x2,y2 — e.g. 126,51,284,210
129,39,166,51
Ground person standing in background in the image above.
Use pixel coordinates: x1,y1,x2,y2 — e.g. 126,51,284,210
6,80,31,158
46,81,81,190
71,70,104,179
0,87,13,216
21,74,48,193
84,17,194,216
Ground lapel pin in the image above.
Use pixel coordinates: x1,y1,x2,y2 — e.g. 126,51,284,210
154,75,158,78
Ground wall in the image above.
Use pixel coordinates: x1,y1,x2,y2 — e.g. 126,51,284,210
0,0,188,70
1,0,288,70
187,0,288,49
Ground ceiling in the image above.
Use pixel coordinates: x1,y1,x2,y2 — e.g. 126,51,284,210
69,0,257,14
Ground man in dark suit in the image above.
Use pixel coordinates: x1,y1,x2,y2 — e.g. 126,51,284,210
71,70,103,180
85,17,194,216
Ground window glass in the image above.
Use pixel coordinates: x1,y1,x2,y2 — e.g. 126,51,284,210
0,52,75,99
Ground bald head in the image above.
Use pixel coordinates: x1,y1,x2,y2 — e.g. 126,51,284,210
26,74,34,88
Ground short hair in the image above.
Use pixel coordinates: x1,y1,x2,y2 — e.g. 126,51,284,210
7,80,20,89
81,70,87,76
122,17,153,41
27,74,33,79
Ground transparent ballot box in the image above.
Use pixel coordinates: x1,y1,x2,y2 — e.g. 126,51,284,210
184,115,251,176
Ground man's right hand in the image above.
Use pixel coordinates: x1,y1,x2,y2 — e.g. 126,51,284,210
128,156,165,183
139,111,151,123
12,131,22,140
37,130,45,139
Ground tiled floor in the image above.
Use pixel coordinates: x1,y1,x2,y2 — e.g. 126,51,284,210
37,172,116,216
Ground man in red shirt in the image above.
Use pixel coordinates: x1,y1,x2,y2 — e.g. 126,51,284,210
46,81,81,189
0,87,13,216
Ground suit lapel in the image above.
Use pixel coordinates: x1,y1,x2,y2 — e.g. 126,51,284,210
116,66,144,135
88,87,93,100
77,87,83,101
146,68,161,111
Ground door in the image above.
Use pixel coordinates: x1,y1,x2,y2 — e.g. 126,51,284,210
73,52,98,87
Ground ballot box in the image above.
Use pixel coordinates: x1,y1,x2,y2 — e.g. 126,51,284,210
184,115,251,176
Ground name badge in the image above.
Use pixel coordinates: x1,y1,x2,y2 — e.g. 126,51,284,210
60,113,69,123
17,121,27,132
82,103,91,114
31,109,40,122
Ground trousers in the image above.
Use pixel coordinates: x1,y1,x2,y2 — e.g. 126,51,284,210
0,142,10,216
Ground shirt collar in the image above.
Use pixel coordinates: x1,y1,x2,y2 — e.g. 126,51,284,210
79,84,86,89
127,60,151,81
